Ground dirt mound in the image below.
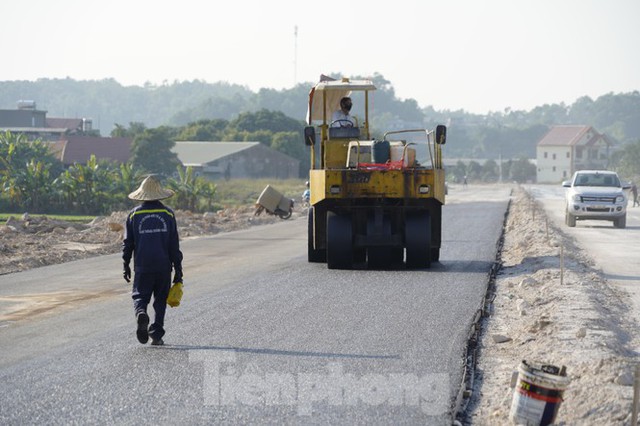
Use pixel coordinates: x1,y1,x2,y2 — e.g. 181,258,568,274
0,206,303,276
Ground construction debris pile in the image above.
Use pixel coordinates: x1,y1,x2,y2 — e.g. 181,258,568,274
0,206,292,276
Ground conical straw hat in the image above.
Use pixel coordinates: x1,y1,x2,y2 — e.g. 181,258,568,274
128,175,175,201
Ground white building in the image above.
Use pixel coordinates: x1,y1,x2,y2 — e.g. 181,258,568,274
536,125,612,183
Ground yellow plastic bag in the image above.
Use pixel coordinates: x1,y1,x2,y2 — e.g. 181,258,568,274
167,282,183,308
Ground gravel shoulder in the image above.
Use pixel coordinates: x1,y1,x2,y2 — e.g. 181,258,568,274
465,185,639,425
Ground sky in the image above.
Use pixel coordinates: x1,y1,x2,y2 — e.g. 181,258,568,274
1,0,639,114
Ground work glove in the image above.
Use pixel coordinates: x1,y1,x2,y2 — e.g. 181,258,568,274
123,263,131,283
173,269,183,284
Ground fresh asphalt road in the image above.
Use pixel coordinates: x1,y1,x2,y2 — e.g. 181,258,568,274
0,186,510,425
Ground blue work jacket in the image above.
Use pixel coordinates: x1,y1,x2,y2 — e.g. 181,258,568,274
122,200,183,274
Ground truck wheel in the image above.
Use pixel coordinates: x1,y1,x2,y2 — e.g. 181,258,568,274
327,212,353,269
367,247,391,269
365,214,392,269
308,208,326,262
353,248,367,264
615,214,626,229
390,248,404,265
565,210,576,227
405,212,431,268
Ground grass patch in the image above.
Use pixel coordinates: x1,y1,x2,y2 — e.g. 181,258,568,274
0,179,309,217
0,213,96,223
213,178,307,208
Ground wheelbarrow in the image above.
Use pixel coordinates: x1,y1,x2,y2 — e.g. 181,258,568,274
254,185,294,220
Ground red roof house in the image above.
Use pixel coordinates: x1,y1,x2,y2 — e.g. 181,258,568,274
52,136,133,165
536,125,613,183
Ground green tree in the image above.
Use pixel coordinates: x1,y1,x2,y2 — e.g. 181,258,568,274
271,131,304,159
111,123,128,138
229,109,303,133
114,162,144,195
612,139,640,179
54,155,116,214
130,127,180,176
450,160,468,183
241,130,273,145
196,177,217,211
166,166,217,212
0,132,63,211
111,122,147,138
166,166,198,211
0,131,62,175
176,119,229,141
467,161,483,181
2,159,53,211
170,93,250,125
271,131,305,176
507,158,537,183
110,163,146,210
6,77,640,164
481,159,499,182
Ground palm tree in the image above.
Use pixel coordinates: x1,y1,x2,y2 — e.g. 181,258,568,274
166,166,198,211
53,155,116,214
0,132,61,211
195,177,217,212
115,163,145,195
166,166,217,212
2,159,52,211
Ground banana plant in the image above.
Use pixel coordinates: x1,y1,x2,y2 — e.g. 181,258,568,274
166,165,217,212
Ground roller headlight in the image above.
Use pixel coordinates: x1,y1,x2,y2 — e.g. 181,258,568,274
419,185,430,194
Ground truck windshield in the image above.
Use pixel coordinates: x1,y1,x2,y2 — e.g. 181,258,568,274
574,174,620,187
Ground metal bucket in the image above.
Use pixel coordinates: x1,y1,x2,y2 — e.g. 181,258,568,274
509,360,570,425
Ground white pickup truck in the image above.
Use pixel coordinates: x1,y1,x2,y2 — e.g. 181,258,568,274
562,170,630,228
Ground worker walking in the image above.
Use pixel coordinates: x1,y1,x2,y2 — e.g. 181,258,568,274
122,175,183,346
302,181,311,206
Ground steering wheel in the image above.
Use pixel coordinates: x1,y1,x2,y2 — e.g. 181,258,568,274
330,119,354,128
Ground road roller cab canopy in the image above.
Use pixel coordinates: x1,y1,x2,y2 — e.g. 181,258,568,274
306,77,376,127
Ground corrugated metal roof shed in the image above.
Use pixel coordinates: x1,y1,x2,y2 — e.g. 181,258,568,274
172,141,260,166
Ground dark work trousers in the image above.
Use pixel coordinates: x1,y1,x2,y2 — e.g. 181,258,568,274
132,271,171,340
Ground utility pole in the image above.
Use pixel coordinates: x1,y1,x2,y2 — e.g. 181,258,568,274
496,120,503,183
293,25,298,86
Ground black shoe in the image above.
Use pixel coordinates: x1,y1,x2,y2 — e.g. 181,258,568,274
136,312,149,344
150,338,164,346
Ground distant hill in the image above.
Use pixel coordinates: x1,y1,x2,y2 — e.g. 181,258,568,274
1,76,638,158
